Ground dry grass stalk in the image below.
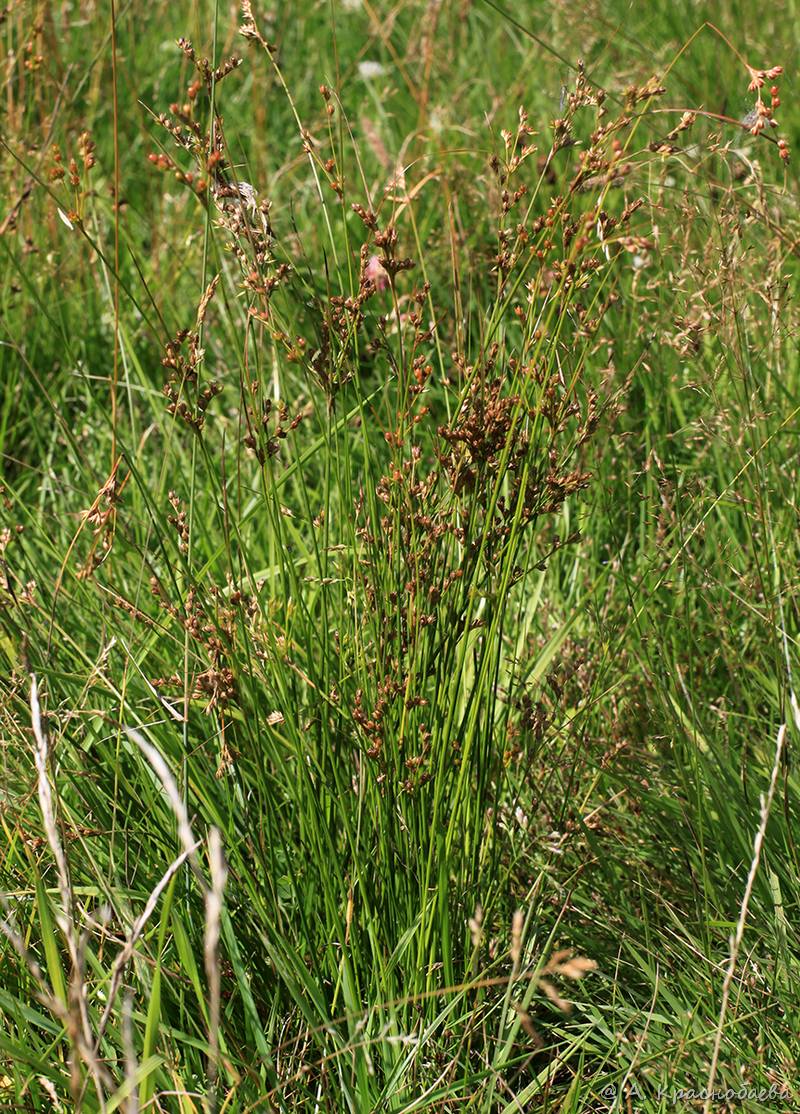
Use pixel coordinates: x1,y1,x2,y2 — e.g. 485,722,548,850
29,676,111,1105
124,727,203,879
703,721,787,1113
95,842,200,1044
204,827,228,1099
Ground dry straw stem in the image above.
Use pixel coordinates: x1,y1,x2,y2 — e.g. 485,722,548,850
30,675,74,952
29,676,112,1104
95,841,200,1045
0,903,111,1102
124,727,227,1101
703,719,788,1112
204,826,228,1096
0,899,77,1052
124,727,206,889
121,993,139,1114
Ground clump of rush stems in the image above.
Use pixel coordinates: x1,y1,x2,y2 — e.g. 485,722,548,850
142,27,662,850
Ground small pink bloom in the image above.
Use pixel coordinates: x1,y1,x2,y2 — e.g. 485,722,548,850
364,254,389,292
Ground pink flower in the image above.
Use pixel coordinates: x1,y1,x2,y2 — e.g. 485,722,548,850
364,254,389,292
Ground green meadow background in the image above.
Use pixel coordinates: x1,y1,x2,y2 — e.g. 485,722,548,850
1,1,799,1109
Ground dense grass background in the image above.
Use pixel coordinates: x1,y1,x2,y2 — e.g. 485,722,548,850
2,1,800,1110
